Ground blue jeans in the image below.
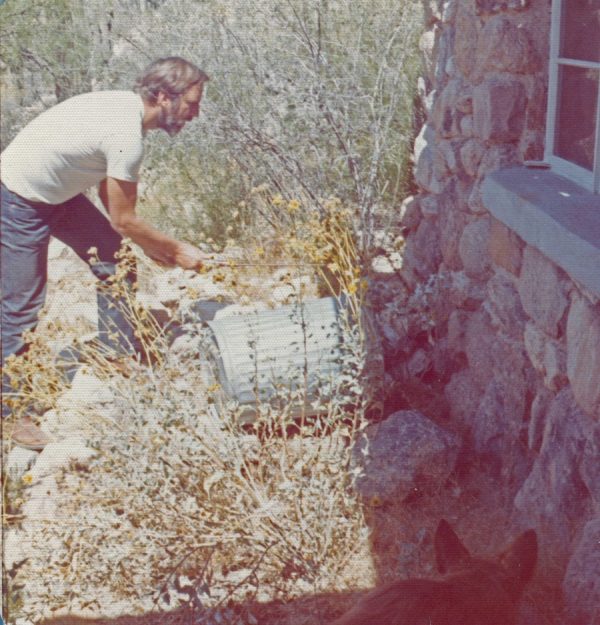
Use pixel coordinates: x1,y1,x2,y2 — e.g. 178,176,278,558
1,182,138,411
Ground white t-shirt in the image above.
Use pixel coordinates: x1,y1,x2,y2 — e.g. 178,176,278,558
1,91,145,204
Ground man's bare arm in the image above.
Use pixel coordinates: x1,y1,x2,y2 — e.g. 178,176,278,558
100,177,206,270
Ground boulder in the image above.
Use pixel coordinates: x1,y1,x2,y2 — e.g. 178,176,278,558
518,246,569,338
567,294,600,418
488,217,523,276
475,17,539,76
581,422,600,513
28,436,97,482
458,216,493,279
514,389,596,540
562,519,600,624
486,270,528,338
352,410,461,502
473,77,527,143
6,446,39,480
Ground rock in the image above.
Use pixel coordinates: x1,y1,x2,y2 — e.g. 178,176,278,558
523,323,568,392
447,270,486,309
151,270,188,307
473,77,527,142
402,219,443,280
435,139,464,176
528,387,554,452
454,2,480,79
488,218,523,276
57,368,115,408
475,0,529,14
470,378,529,481
399,195,422,232
458,216,493,279
518,246,569,338
4,529,27,571
567,294,600,418
40,407,94,439
485,271,528,338
438,194,468,270
169,330,203,357
432,79,465,139
464,309,496,389
29,436,97,482
407,348,431,378
581,422,600,513
562,519,600,624
419,27,439,81
352,410,461,502
6,446,39,480
414,125,446,194
371,255,397,276
447,309,469,353
444,368,482,425
48,238,71,260
460,138,486,177
475,17,539,76
514,389,596,539
22,475,60,521
420,194,441,219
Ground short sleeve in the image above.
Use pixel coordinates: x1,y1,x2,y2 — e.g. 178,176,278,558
103,131,144,182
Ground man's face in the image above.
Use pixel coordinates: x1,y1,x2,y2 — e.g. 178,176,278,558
158,83,203,136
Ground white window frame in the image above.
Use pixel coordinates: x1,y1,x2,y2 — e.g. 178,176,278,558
545,0,600,194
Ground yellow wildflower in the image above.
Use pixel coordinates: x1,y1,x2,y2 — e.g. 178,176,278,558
22,473,33,485
287,199,301,213
347,281,358,295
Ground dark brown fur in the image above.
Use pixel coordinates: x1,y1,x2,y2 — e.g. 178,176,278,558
331,519,537,625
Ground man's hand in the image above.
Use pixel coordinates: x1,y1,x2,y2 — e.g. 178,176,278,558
103,177,207,269
174,242,209,271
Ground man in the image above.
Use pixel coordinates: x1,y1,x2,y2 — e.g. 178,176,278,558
1,57,210,450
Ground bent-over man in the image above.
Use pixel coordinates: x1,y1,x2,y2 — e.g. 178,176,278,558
1,57,210,450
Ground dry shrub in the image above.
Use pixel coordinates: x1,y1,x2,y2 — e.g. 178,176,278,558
10,198,381,625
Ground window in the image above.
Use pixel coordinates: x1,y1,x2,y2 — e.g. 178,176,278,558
545,0,600,193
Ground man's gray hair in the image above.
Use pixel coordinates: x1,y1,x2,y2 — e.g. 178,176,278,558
134,57,209,103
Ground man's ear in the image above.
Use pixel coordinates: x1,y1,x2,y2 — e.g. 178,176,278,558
155,91,172,107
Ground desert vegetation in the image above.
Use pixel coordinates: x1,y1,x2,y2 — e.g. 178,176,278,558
1,1,426,622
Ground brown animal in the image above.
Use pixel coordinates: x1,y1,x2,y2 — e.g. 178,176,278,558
331,519,537,625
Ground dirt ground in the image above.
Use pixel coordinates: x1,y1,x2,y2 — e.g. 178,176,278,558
39,384,567,625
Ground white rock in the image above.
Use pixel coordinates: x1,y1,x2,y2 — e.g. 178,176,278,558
28,436,97,482
6,446,39,479
153,272,186,305
47,238,71,260
51,301,97,326
371,256,395,275
3,529,27,570
40,407,93,438
22,475,59,520
271,284,296,304
58,368,114,407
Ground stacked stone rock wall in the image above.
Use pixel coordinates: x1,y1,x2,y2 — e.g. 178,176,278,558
384,0,600,620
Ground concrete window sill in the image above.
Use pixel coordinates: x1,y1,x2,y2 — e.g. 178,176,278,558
482,167,600,297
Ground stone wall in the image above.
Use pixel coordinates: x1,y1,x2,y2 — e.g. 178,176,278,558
380,0,600,621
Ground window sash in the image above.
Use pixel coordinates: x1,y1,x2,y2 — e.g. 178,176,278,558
546,0,600,193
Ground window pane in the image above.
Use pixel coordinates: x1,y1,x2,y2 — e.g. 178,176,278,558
560,0,600,62
554,65,598,171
